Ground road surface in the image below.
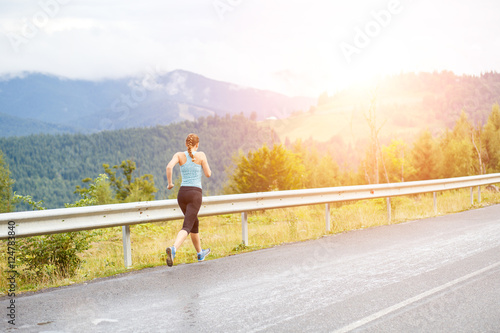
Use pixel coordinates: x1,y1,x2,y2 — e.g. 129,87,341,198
2,204,500,332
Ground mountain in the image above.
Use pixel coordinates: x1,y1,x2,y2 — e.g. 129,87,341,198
0,112,79,137
0,70,314,137
265,71,500,145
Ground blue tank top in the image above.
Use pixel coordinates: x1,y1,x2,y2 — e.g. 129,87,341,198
180,151,202,188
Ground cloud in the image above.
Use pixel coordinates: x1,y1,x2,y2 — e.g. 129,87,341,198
0,0,499,96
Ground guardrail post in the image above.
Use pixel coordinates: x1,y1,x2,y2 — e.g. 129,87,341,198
386,197,391,222
478,186,481,203
122,225,132,268
470,187,474,205
241,212,248,246
325,203,330,232
433,192,437,214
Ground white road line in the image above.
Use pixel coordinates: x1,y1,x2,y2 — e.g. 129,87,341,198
332,262,500,333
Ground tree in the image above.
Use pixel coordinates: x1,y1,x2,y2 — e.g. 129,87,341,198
410,130,438,180
0,149,15,213
382,139,415,182
68,174,115,207
291,141,341,188
438,111,476,178
102,160,157,202
226,144,306,193
315,155,342,187
125,174,157,202
471,121,486,175
482,103,500,172
363,88,389,184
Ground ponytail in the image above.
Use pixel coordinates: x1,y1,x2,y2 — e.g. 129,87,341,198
186,133,199,162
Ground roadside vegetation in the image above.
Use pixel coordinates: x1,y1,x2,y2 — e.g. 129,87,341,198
1,187,500,295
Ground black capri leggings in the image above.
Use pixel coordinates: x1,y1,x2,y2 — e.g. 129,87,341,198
177,186,202,234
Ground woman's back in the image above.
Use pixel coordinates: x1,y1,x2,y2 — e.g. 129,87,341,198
180,151,202,188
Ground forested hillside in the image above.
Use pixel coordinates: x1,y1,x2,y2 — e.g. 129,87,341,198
0,114,277,209
0,112,78,137
2,104,500,210
268,71,500,147
233,105,500,193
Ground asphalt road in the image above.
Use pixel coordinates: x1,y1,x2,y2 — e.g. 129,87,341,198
2,204,500,332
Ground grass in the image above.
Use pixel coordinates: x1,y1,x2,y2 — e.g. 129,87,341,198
1,186,500,295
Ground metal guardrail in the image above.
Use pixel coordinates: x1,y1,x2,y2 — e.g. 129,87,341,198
2,173,500,267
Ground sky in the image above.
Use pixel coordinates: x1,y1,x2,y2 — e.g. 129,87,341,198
0,0,499,97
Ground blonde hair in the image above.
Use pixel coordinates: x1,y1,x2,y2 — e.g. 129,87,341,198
186,133,199,162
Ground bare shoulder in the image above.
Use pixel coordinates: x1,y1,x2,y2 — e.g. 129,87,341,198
176,151,187,164
197,151,208,160
171,152,183,161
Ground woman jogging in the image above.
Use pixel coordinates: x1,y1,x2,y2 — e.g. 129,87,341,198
165,133,212,267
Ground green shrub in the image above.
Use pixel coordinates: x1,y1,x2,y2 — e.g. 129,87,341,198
11,194,98,283
17,231,98,279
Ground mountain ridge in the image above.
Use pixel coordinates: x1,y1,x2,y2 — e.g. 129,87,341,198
0,70,314,137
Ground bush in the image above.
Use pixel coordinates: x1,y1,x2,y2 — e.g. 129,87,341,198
10,194,98,283
17,231,97,279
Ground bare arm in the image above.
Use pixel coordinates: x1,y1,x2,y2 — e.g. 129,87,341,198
166,153,181,189
200,152,212,178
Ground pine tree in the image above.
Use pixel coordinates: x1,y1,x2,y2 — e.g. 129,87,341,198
482,104,500,172
382,139,415,182
410,130,438,180
102,160,157,202
226,144,306,193
0,149,14,212
438,111,476,178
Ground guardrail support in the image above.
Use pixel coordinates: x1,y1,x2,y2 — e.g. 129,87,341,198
325,203,330,232
433,192,437,214
470,187,474,205
122,225,132,269
478,186,481,203
242,212,248,246
386,197,391,222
